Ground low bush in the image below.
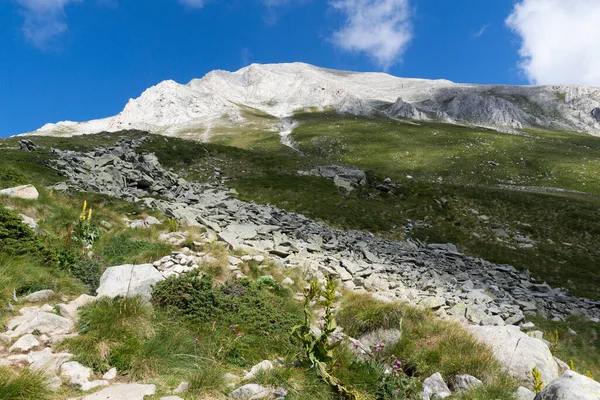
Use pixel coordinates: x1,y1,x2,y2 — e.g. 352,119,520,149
336,292,403,338
152,273,302,336
56,250,106,290
0,204,55,265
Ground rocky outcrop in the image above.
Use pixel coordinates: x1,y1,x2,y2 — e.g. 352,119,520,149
307,165,367,191
81,384,157,400
46,140,600,325
386,97,429,120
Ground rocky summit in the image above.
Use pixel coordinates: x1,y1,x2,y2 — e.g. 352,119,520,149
23,63,600,138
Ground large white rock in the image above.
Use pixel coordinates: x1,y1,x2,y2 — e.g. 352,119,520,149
5,310,74,339
228,384,287,399
469,325,559,385
534,370,600,400
19,214,39,232
82,384,156,400
60,361,109,391
96,264,165,299
0,184,39,200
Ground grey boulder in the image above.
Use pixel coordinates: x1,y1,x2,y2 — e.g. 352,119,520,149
421,372,451,400
534,370,600,400
96,264,164,299
0,184,39,200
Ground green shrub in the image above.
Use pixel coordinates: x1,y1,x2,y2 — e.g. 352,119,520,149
152,273,302,336
0,166,27,188
0,367,51,400
0,204,55,265
99,232,172,265
55,250,106,290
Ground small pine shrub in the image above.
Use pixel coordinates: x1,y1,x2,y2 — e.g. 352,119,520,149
152,273,302,336
0,204,55,265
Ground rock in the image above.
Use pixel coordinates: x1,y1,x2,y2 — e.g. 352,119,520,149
19,214,39,233
421,372,452,399
81,384,157,400
244,360,273,380
161,397,184,400
534,370,600,399
23,290,55,303
57,294,96,320
96,264,165,299
228,256,243,265
454,374,483,391
28,348,73,375
102,367,117,380
0,184,39,200
19,139,37,151
469,325,559,385
173,381,189,394
281,277,294,286
145,216,161,225
516,386,536,400
358,328,402,349
5,310,74,339
553,357,570,374
228,384,287,399
60,361,109,391
419,297,446,309
9,334,40,353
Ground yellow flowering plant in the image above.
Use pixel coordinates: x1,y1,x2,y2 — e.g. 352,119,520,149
73,201,100,247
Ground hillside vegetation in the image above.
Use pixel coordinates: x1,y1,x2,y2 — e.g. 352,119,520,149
1,114,599,398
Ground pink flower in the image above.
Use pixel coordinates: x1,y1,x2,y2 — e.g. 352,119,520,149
353,343,360,348
194,337,199,344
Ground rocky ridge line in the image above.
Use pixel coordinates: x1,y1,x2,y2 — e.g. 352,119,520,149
25,63,600,137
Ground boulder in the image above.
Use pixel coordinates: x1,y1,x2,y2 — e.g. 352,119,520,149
358,328,403,349
454,374,483,391
57,294,96,320
228,384,287,399
81,384,157,400
469,325,559,385
27,348,73,375
516,386,536,400
244,360,273,380
5,310,74,339
23,290,55,303
60,361,109,391
102,367,117,380
19,214,39,233
9,334,40,353
96,264,164,299
0,184,39,200
421,372,452,399
534,370,600,400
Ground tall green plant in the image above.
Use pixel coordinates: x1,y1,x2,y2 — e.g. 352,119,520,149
292,276,361,399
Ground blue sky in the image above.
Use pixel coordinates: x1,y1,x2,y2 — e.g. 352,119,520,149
1,0,599,137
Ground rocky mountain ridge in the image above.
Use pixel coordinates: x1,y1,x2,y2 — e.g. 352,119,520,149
26,63,600,138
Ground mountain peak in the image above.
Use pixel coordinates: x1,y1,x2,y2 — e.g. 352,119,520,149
22,62,600,138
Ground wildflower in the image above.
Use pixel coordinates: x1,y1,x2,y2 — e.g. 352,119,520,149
80,201,87,221
194,337,199,344
236,332,243,338
87,208,93,221
353,343,360,348
394,389,400,394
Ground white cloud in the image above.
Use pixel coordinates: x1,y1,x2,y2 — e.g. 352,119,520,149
330,0,413,70
16,0,82,48
506,0,600,87
472,24,488,39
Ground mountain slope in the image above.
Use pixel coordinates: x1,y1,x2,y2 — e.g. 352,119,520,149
27,62,600,137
